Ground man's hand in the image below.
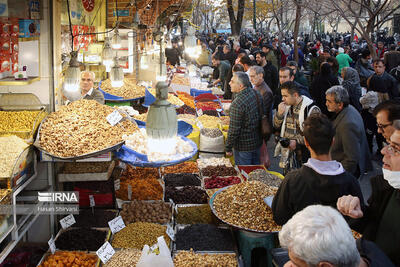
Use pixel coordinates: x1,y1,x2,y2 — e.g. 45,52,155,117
289,140,296,150
226,151,233,157
277,102,287,116
337,195,364,219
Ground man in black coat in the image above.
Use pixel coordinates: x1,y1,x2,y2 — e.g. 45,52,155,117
255,51,279,94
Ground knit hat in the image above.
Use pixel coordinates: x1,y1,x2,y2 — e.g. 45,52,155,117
338,47,344,53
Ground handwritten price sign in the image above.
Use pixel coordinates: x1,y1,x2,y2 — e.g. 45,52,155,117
96,242,115,264
108,216,126,234
60,214,76,229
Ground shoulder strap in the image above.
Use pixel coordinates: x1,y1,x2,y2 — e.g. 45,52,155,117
254,89,263,118
303,102,317,122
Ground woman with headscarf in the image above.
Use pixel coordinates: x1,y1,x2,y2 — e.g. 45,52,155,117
310,62,340,115
341,67,362,112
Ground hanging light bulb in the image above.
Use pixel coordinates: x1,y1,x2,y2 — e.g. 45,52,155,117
111,28,122,49
110,57,124,87
141,52,148,69
62,51,82,101
102,38,113,72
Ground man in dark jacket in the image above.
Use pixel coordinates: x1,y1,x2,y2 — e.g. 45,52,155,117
255,51,279,94
355,49,374,87
165,41,181,66
337,120,400,266
384,44,400,72
211,55,231,87
222,43,236,67
370,59,399,100
287,61,308,87
326,86,372,178
272,113,364,225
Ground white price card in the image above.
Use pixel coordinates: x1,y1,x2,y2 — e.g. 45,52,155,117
128,185,132,200
196,121,204,129
89,195,95,207
166,224,175,240
108,216,126,234
119,161,127,169
241,169,249,180
96,242,115,264
114,179,120,191
263,196,274,208
59,214,76,229
197,108,203,117
216,108,222,113
106,110,123,126
48,236,56,254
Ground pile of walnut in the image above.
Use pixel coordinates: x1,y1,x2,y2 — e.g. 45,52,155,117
39,100,138,157
212,181,281,232
100,78,146,99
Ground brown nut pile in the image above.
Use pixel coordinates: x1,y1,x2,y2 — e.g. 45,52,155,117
176,204,217,224
162,161,199,174
120,200,172,224
174,250,238,267
39,100,138,157
62,161,112,173
104,248,142,267
201,165,237,177
213,181,281,232
100,78,146,99
111,222,170,249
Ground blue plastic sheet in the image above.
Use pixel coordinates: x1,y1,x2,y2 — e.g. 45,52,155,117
98,81,145,102
115,135,198,167
143,87,156,107
190,88,212,97
132,120,193,137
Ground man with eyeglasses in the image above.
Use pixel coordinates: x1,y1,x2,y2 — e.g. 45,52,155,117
373,100,400,143
337,120,400,265
79,71,105,104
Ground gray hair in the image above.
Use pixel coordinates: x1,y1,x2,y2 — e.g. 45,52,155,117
279,205,360,267
81,71,95,81
326,86,350,106
249,65,264,76
223,43,231,50
394,120,400,130
233,71,252,88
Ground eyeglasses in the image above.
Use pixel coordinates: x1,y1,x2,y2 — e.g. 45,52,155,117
377,122,392,131
386,145,400,156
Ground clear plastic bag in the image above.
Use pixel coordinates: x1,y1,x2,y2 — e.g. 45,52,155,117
136,236,174,267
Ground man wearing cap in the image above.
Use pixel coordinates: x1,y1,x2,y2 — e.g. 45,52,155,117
336,47,353,75
262,44,279,70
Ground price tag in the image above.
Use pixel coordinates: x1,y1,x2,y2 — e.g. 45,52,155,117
59,214,76,229
166,224,175,240
48,236,56,254
89,195,95,207
96,242,115,264
106,110,123,126
241,169,249,180
196,121,204,129
216,108,222,113
119,161,127,169
263,196,274,208
197,109,203,117
108,216,126,234
116,198,124,209
128,185,132,200
148,244,160,255
114,179,120,191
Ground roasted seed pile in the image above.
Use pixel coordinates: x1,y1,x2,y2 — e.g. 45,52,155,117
165,186,208,204
39,100,138,157
163,173,201,187
0,110,44,132
111,222,170,249
100,78,146,99
213,181,281,232
175,205,217,224
200,128,222,138
103,249,142,267
174,250,238,267
248,169,282,187
175,224,235,251
120,200,172,224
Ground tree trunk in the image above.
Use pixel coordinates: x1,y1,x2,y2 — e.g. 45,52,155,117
293,1,301,62
226,0,245,36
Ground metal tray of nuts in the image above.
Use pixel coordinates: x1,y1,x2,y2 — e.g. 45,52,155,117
36,250,100,267
34,116,126,160
209,186,279,234
172,251,240,267
173,224,237,253
120,200,174,226
174,204,221,225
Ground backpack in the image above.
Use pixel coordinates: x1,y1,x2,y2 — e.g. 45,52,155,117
389,65,400,83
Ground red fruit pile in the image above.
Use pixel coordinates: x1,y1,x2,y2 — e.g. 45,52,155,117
204,176,241,189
